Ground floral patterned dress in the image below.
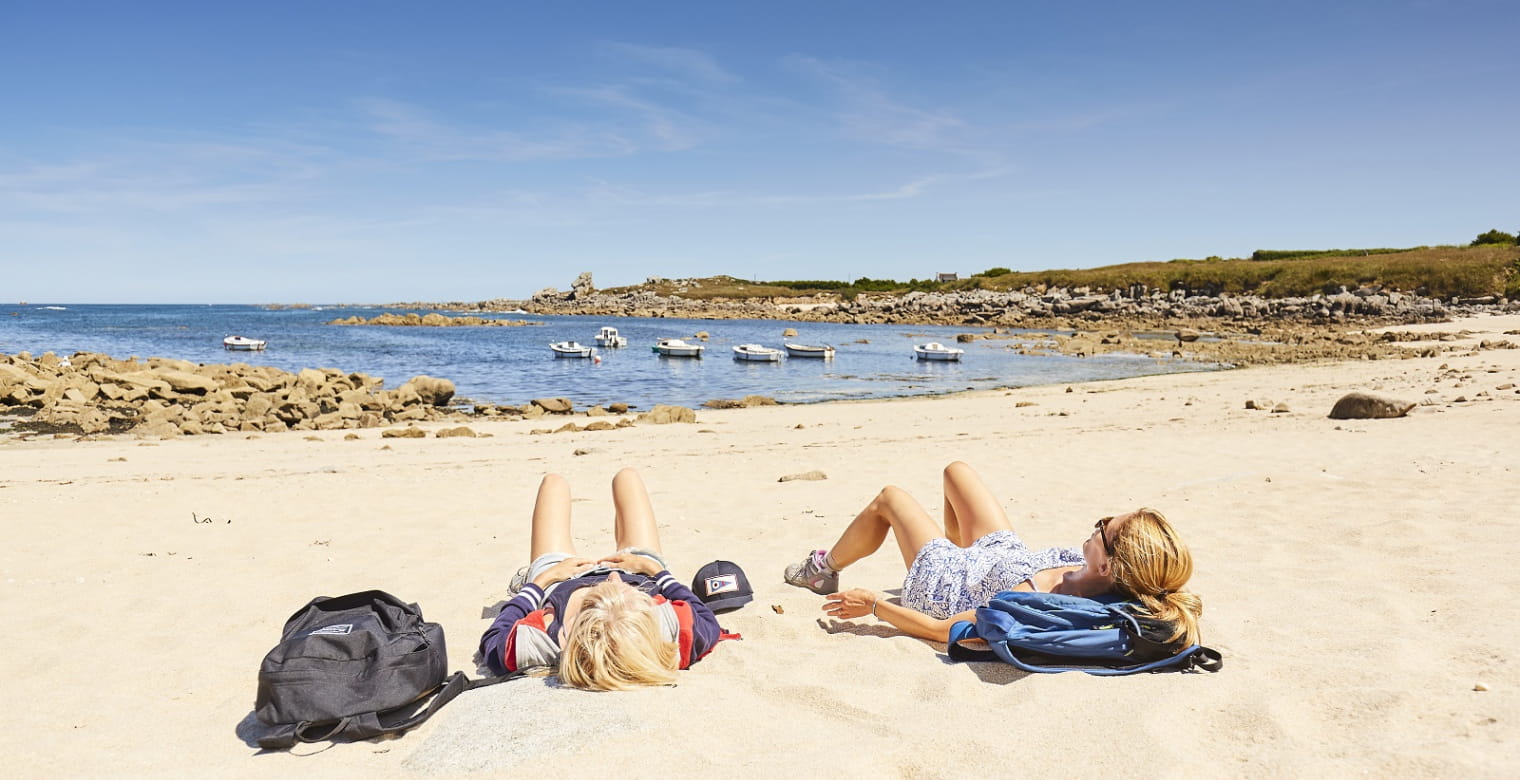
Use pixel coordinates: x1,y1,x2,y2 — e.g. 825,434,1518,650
900,530,1084,619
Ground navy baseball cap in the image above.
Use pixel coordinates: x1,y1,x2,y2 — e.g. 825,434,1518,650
691,560,753,612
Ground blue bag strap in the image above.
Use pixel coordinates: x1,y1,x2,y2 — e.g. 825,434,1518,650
947,620,998,662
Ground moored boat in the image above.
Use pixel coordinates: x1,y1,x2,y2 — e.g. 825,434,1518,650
595,326,628,348
550,341,597,358
914,342,964,361
653,338,704,358
223,335,267,351
784,342,835,359
732,344,783,362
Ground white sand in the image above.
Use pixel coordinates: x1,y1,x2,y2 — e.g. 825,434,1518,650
3,314,1518,777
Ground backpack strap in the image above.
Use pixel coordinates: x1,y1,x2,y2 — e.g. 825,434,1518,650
257,670,527,750
946,620,998,662
1180,646,1224,673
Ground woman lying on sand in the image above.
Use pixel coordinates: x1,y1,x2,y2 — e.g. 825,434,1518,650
480,468,723,690
784,461,1201,644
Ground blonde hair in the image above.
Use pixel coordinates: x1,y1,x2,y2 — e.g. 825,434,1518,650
558,581,678,691
1109,508,1203,647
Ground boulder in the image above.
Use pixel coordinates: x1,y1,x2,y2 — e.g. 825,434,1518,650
158,371,217,395
584,420,615,431
436,426,477,438
779,470,828,482
532,397,574,414
782,328,798,338
636,405,696,424
381,426,428,438
404,376,455,406
608,402,629,414
1328,392,1415,420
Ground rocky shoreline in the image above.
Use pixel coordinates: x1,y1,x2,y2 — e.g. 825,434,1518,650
416,272,1520,330
0,351,700,440
392,274,1520,367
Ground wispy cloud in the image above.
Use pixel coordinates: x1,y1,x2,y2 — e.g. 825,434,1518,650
783,55,965,149
356,97,640,161
0,157,293,214
600,42,738,85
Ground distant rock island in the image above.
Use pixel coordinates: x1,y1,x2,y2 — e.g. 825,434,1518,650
328,312,540,327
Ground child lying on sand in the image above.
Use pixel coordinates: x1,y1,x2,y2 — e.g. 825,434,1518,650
480,468,723,690
784,461,1201,646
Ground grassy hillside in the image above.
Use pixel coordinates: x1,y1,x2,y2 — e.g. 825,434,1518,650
969,244,1520,298
605,245,1520,300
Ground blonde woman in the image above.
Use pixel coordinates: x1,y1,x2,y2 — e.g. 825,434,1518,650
784,461,1201,645
480,468,723,690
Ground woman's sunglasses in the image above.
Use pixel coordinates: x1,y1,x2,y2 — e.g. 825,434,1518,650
1094,516,1117,557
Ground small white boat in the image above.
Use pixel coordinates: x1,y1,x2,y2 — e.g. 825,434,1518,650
784,343,835,359
550,341,597,358
914,342,964,361
595,326,628,348
733,344,783,362
223,335,267,351
653,338,704,358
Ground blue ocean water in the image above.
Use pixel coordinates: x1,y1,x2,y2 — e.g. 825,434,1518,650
0,304,1215,409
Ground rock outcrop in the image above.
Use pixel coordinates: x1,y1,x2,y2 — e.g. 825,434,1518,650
328,312,537,327
0,351,473,437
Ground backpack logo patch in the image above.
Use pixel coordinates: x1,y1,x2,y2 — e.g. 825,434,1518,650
704,574,739,596
309,624,353,636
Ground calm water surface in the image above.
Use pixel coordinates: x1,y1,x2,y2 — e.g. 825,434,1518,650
0,304,1217,409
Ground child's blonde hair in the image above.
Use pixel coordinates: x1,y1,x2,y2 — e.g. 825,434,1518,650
559,581,678,691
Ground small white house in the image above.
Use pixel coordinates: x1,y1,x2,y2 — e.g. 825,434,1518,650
936,272,959,282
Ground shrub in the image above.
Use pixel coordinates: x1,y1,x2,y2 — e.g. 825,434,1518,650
972,267,1011,278
1471,229,1516,246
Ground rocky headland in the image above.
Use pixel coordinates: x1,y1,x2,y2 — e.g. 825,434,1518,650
439,271,1519,327
405,272,1520,366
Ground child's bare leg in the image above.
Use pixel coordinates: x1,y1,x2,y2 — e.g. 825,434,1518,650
942,461,1012,547
529,473,576,559
611,467,662,554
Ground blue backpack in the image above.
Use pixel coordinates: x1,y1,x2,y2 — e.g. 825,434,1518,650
947,591,1222,675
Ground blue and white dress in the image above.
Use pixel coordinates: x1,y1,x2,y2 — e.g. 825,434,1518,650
900,530,1084,619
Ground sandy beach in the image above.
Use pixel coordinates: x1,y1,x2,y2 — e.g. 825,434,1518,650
3,313,1518,777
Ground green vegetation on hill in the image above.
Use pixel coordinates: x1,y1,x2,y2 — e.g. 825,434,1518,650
970,245,1520,298
1470,228,1517,246
1248,248,1411,262
604,239,1520,301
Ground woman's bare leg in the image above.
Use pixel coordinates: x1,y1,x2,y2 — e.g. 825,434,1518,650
941,461,1013,547
529,473,577,559
611,467,663,554
829,485,945,570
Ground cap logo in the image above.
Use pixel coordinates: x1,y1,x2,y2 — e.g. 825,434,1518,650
704,574,740,596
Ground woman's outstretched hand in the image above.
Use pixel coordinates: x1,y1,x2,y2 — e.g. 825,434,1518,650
531,556,595,589
597,551,662,576
823,588,882,620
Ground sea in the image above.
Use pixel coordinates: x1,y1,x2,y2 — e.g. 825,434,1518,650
0,304,1217,410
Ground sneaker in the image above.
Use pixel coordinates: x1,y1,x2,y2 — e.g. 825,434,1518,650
783,550,838,595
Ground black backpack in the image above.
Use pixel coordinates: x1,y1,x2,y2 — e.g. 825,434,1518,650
255,590,514,749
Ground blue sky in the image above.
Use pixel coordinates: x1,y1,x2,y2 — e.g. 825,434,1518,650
2,1,1516,303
